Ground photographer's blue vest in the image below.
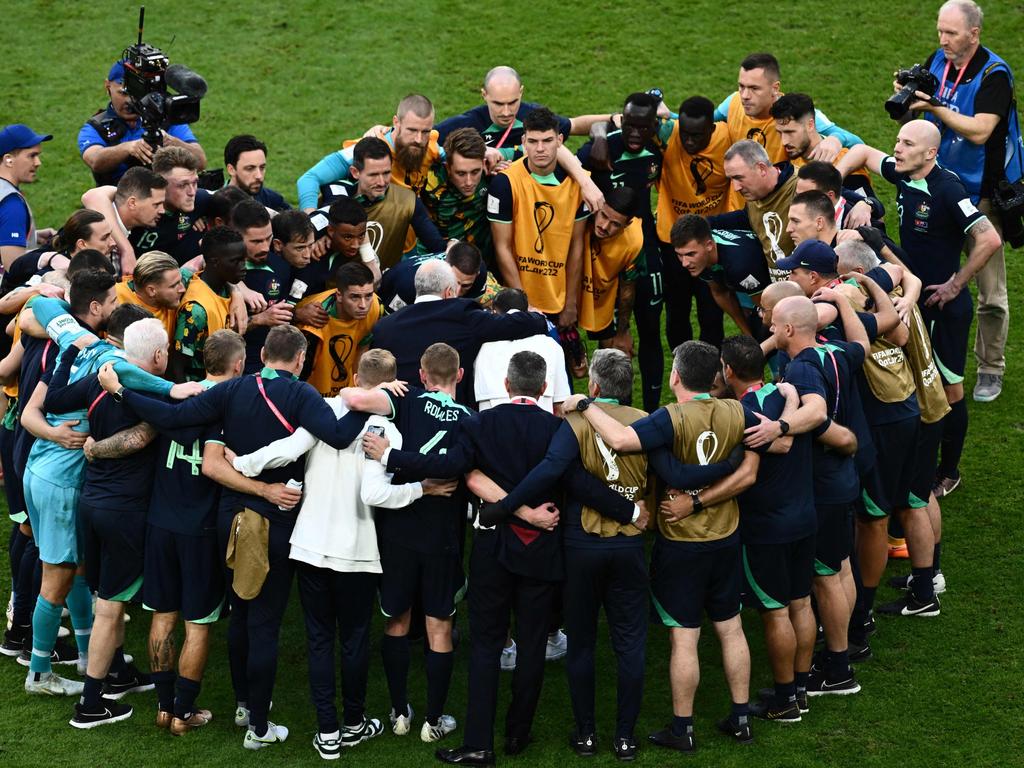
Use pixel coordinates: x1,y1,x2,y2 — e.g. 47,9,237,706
926,47,1024,202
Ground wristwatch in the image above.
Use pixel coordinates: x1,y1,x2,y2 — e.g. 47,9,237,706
687,489,704,513
111,386,126,403
576,397,593,413
778,418,791,436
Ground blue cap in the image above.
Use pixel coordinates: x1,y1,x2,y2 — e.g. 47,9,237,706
0,125,53,156
775,239,838,274
108,61,126,83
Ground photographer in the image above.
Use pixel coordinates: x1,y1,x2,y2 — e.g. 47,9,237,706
899,0,1023,404
78,61,206,186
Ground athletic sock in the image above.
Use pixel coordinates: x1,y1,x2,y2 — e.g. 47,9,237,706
65,575,93,656
670,715,693,737
81,674,105,710
29,595,62,674
730,701,750,727
824,649,850,681
110,646,128,677
380,634,410,715
911,566,935,602
774,681,797,707
938,399,967,478
174,676,201,720
850,586,877,644
152,670,175,712
424,649,455,724
933,542,942,573
794,670,809,695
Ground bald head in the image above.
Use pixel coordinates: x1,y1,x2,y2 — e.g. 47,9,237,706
774,295,819,334
484,66,521,90
894,120,941,177
903,119,941,150
482,66,525,129
761,280,804,311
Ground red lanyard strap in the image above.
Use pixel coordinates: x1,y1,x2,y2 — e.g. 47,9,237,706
494,120,515,150
255,375,295,434
940,59,968,100
87,391,107,418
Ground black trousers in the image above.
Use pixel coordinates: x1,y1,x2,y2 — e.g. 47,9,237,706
296,564,378,732
218,509,294,734
463,532,558,751
660,240,724,349
634,215,665,412
564,545,647,738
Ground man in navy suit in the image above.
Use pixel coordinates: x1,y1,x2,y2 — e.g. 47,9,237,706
371,260,547,404
364,351,635,765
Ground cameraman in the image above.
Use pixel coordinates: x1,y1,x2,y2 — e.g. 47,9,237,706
78,61,207,186
903,1,1023,405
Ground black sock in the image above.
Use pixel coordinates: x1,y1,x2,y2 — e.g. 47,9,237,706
152,670,175,712
933,542,942,572
82,675,105,709
911,566,935,602
938,399,967,478
774,681,797,707
380,634,409,715
109,646,128,677
824,649,850,681
670,715,693,737
174,676,202,720
730,701,750,726
424,649,455,724
794,670,809,693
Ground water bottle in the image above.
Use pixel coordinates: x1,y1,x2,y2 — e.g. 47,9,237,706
285,279,308,305
279,478,304,511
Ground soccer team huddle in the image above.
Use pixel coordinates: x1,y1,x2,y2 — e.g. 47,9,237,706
1,0,1020,762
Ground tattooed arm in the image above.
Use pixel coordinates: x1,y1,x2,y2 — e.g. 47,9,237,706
83,423,158,462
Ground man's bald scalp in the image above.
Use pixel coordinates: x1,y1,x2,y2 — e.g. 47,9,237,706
774,295,818,333
761,280,805,310
904,119,942,150
484,66,522,90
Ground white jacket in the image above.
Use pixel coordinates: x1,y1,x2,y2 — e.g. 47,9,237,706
233,397,421,573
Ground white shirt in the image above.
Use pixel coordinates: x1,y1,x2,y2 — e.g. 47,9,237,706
474,332,571,413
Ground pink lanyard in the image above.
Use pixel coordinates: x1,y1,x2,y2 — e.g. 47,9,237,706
255,375,295,434
939,59,967,100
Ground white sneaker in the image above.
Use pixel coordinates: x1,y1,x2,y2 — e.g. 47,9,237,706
390,704,413,736
25,670,85,696
545,630,567,661
420,714,457,742
235,700,272,727
500,641,517,671
313,730,342,760
243,722,289,750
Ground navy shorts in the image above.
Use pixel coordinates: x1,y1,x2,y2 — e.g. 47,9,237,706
814,503,853,576
650,534,742,628
379,539,464,620
79,500,145,602
923,306,970,386
859,416,920,518
144,525,224,623
909,419,944,506
742,535,815,610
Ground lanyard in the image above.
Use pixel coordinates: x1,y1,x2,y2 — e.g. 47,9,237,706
742,383,764,399
255,375,295,434
822,346,841,419
939,59,968,100
494,120,515,150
